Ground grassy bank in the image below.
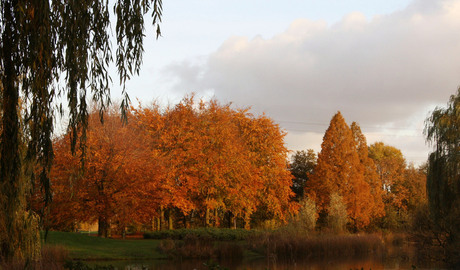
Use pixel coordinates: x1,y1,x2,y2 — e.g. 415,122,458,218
42,231,166,260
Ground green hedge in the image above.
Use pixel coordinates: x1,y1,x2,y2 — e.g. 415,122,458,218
143,228,257,241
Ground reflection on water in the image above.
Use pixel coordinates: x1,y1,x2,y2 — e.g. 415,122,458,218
87,256,440,270
86,244,443,270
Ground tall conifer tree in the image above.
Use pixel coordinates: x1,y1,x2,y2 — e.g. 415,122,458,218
351,122,385,221
305,112,374,229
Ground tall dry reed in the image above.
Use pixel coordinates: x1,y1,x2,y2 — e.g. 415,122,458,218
0,245,69,269
158,234,243,261
250,232,384,263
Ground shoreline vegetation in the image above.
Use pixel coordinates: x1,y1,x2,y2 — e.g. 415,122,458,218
0,229,432,269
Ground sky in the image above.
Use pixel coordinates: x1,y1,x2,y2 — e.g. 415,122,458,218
112,0,460,165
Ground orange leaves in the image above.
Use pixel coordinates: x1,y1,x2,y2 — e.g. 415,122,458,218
49,97,295,230
48,107,160,234
305,112,379,230
351,123,385,220
368,142,424,212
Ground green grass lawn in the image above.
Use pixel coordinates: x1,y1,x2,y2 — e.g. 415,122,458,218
41,231,166,260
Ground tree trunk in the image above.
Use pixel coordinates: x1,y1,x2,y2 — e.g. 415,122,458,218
98,216,109,238
214,208,220,227
0,0,24,260
159,205,164,230
150,217,156,232
155,217,160,231
244,212,251,230
230,213,237,229
168,208,174,230
183,215,188,228
205,208,211,227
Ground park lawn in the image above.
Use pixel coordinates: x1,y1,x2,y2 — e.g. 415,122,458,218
41,231,167,260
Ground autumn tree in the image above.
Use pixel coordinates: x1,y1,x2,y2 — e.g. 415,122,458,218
403,164,427,212
368,142,406,202
305,112,374,230
368,142,428,230
351,123,385,222
48,96,296,232
196,101,258,228
290,149,316,200
0,0,163,260
130,103,169,231
236,112,297,228
155,97,258,228
49,107,161,237
131,97,296,230
368,142,409,228
425,88,460,264
152,98,200,229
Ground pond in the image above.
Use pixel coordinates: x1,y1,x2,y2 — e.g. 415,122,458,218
85,246,445,270
85,258,443,270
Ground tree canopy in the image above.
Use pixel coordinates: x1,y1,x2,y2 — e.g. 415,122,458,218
45,98,297,235
290,149,316,200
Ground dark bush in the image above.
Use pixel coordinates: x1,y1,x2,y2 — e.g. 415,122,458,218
144,227,256,241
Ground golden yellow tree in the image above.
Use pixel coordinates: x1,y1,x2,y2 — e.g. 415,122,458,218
368,142,407,210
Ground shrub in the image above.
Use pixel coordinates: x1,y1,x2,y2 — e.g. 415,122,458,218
64,261,116,270
294,197,317,233
156,231,245,261
179,234,215,259
327,193,348,233
144,227,256,241
158,239,176,258
158,234,215,259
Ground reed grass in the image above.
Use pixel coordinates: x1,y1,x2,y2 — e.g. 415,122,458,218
0,244,69,270
249,232,384,263
158,233,244,261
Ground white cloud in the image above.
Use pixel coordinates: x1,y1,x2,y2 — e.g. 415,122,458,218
164,0,460,164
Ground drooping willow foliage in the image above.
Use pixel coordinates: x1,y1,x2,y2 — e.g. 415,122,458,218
425,88,460,219
424,88,460,263
0,0,162,261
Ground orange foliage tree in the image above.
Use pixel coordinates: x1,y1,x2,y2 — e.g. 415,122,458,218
196,103,258,229
235,111,296,228
49,107,159,237
403,164,427,212
351,122,385,221
368,142,427,229
305,112,375,230
48,97,296,233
